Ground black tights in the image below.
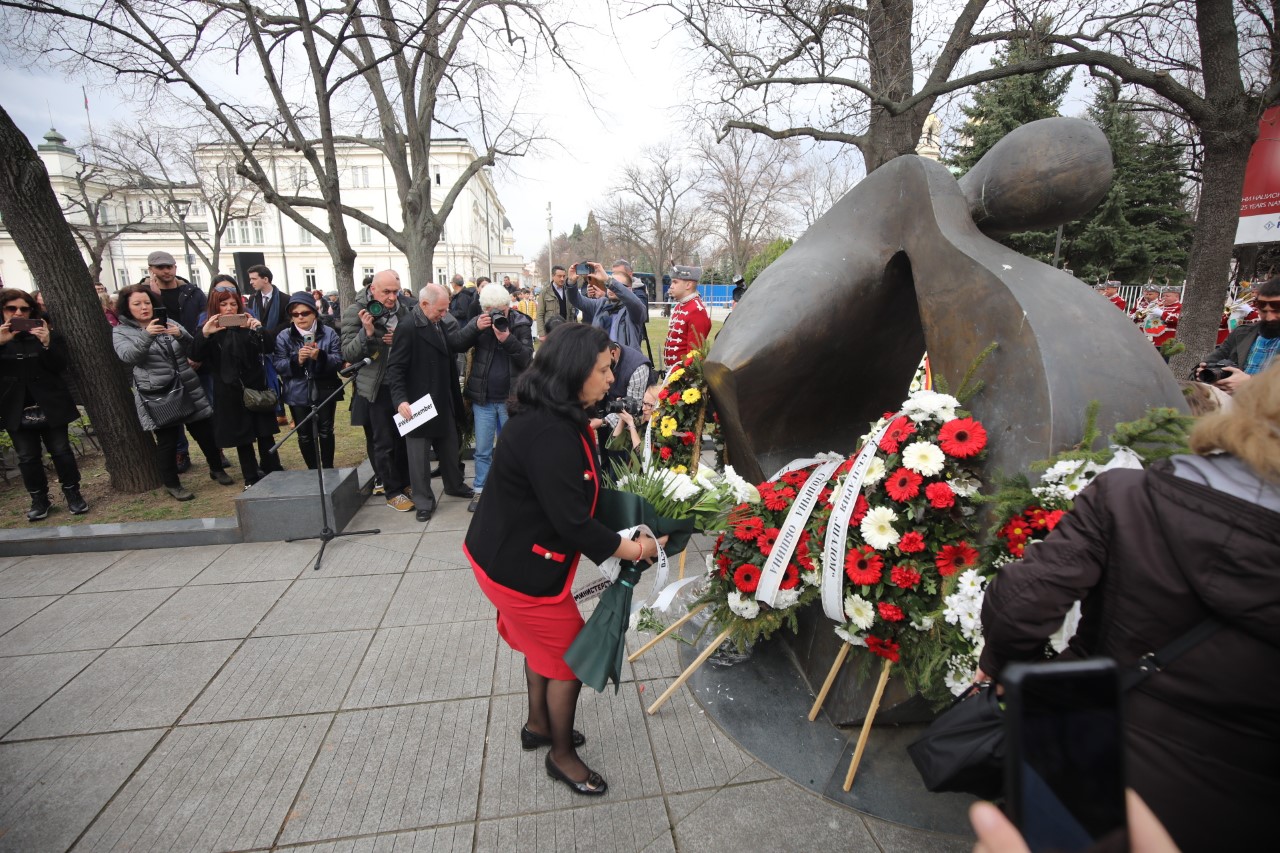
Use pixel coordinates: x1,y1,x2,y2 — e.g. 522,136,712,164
525,661,589,780
237,437,282,486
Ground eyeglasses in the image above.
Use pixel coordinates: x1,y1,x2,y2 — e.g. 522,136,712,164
290,311,314,318
214,284,238,292
4,305,32,313
1255,299,1280,316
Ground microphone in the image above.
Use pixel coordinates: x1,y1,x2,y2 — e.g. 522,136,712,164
339,357,373,378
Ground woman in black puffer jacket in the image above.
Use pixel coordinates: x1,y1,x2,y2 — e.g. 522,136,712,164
0,288,87,521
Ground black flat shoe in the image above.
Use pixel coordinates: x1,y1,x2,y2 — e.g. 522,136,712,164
444,487,475,499
415,509,433,522
210,470,234,486
521,725,585,751
545,753,607,796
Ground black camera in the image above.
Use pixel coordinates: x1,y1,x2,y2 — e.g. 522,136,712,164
604,397,645,418
1198,360,1233,383
574,261,592,276
489,310,509,333
366,300,386,317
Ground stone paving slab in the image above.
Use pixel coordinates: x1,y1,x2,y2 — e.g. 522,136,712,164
0,594,56,635
5,640,238,740
863,815,973,853
0,551,123,597
0,588,176,657
190,540,319,585
406,553,470,572
280,824,476,852
413,529,469,565
474,797,674,853
252,574,400,637
280,700,488,845
117,580,290,646
0,650,99,737
381,569,489,628
74,715,329,853
344,621,497,710
74,545,230,593
0,728,162,853
185,631,374,724
292,535,418,578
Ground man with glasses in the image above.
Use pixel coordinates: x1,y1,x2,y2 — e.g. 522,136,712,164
1197,277,1280,393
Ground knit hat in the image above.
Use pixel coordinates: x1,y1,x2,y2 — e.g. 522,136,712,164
287,291,319,313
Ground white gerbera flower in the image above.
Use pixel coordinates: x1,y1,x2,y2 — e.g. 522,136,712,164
859,505,900,550
902,441,946,477
863,456,886,485
834,626,867,646
843,593,876,630
946,667,974,697
727,590,760,620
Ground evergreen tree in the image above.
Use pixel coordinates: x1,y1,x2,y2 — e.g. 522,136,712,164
950,27,1073,261
744,237,793,285
1064,89,1194,284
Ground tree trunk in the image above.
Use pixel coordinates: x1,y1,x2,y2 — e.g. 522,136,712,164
402,219,438,293
0,105,163,492
323,235,358,306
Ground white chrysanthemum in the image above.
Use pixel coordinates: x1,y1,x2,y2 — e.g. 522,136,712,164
705,554,717,577
901,390,960,423
723,466,761,504
843,593,876,630
949,474,981,498
902,441,946,477
834,626,868,646
628,611,640,632
946,667,974,697
693,466,719,491
863,456,886,485
666,471,700,501
943,597,964,626
957,569,986,596
774,587,801,609
959,609,981,638
801,570,821,588
859,505,900,550
727,590,760,619
911,615,935,632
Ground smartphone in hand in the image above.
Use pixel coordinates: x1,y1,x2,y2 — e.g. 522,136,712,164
1004,660,1126,853
217,313,248,328
154,307,169,326
8,317,43,333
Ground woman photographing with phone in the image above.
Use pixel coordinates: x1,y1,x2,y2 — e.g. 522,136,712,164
465,323,664,798
0,288,88,520
273,291,343,469
193,287,281,488
113,284,229,500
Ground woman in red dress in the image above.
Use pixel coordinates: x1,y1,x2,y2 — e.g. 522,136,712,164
464,323,661,796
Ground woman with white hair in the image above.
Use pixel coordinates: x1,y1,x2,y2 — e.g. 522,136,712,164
449,283,535,511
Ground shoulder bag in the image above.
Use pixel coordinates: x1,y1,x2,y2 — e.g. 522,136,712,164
137,337,197,428
906,618,1222,798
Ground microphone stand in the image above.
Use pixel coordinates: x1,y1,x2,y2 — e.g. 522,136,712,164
271,357,379,572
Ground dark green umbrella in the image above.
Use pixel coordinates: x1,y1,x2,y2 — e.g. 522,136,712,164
564,489,695,693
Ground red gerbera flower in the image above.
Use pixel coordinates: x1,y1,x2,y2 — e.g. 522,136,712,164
1044,509,1066,531
1008,540,1026,558
657,387,669,402
879,416,916,454
890,565,922,589
761,486,789,511
681,432,696,446
757,527,781,555
1024,507,1050,529
850,494,870,526
877,602,905,622
897,530,926,553
733,516,764,542
733,564,761,593
659,446,673,460
781,470,808,488
866,636,901,662
817,486,833,505
938,417,987,458
778,485,797,500
935,541,980,576
844,546,884,585
924,481,955,509
795,540,815,572
780,564,800,590
885,467,923,502
716,552,732,577
836,457,855,476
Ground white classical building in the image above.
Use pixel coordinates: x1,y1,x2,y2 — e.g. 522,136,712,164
0,129,526,294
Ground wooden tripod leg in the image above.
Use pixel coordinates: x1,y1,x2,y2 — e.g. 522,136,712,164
626,603,707,663
646,627,732,716
677,549,687,580
843,658,892,791
807,642,852,721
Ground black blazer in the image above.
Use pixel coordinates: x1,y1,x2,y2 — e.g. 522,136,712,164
464,408,621,596
384,309,465,438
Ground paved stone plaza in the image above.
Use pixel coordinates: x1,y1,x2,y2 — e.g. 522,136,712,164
0,489,971,853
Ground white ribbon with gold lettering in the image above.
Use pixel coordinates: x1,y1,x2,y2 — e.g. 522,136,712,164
821,419,896,621
754,457,842,608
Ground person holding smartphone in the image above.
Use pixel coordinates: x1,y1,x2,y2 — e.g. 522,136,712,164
566,261,648,353
975,363,1280,851
113,284,228,500
0,288,88,520
193,287,281,487
273,291,343,469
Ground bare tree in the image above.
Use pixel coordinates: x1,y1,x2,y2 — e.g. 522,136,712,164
600,145,706,275
698,131,801,275
55,157,150,284
2,0,568,304
0,104,162,492
793,147,862,228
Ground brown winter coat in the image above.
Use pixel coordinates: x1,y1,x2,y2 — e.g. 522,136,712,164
979,457,1280,852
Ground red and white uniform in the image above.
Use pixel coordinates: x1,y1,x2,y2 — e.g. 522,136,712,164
1108,294,1128,312
1152,301,1180,348
664,294,711,368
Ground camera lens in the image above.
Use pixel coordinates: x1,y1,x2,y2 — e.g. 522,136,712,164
490,311,509,332
367,301,384,317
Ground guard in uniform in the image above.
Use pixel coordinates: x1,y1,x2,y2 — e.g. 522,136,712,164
1102,280,1127,312
663,264,712,369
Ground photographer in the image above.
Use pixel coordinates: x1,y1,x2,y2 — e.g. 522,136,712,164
451,283,534,511
597,341,656,473
1195,277,1280,394
567,262,648,353
340,270,414,512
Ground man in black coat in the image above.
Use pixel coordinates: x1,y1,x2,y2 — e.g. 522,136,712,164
386,283,471,521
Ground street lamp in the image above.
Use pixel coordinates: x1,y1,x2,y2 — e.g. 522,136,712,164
546,201,552,287
169,197,194,284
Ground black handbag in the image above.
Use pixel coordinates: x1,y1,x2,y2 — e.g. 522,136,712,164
137,339,196,428
241,383,279,413
20,405,48,429
907,618,1222,798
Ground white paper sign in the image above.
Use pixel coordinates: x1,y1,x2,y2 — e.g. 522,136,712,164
393,393,438,436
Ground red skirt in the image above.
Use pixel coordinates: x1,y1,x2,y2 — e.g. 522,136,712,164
466,543,584,681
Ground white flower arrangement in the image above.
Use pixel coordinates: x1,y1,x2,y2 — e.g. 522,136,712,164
902,440,947,477
900,389,960,423
941,568,989,696
859,504,901,550
843,592,876,630
727,590,760,619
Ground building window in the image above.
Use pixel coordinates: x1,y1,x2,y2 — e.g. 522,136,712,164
100,204,112,224
189,268,201,287
362,266,375,280
116,268,127,287
237,220,250,245
361,166,371,187
304,267,317,290
226,225,237,245
252,219,264,243
437,268,445,284
359,223,372,244
300,224,312,244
